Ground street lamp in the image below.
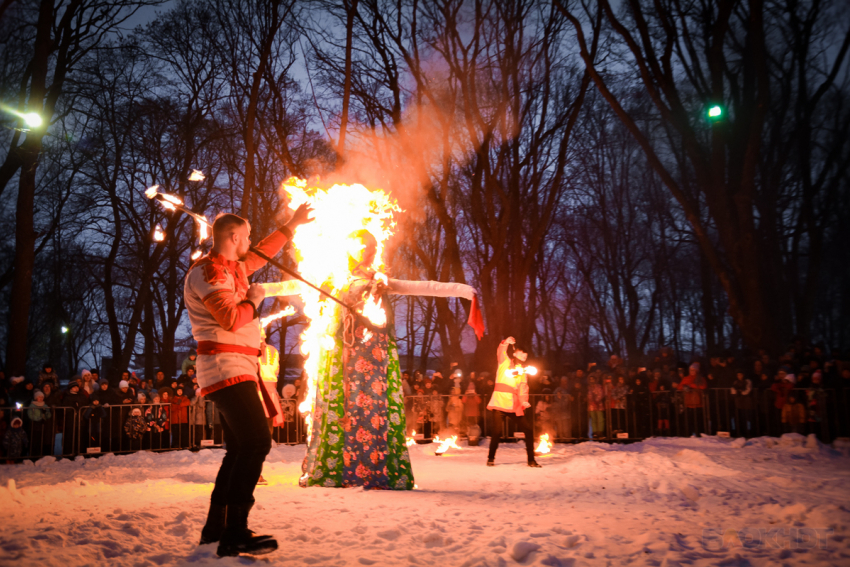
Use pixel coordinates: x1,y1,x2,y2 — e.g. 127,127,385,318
707,104,724,121
61,326,69,334
22,112,43,128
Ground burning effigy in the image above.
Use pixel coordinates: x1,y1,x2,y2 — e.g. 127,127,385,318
280,178,484,489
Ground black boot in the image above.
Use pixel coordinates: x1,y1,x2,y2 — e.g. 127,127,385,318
199,503,226,545
216,503,277,557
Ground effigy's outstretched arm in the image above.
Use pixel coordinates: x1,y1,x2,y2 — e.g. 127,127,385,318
386,279,476,301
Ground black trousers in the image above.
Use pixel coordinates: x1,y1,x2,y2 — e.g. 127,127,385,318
487,409,535,463
205,381,272,507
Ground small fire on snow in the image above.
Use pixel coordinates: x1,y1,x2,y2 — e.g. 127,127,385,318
434,435,461,456
405,431,416,447
535,433,552,455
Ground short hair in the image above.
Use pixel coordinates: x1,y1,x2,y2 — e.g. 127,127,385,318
213,213,249,242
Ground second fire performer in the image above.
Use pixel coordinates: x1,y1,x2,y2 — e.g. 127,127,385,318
486,336,541,468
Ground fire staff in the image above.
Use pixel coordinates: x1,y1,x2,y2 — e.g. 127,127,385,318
185,205,312,557
486,336,541,468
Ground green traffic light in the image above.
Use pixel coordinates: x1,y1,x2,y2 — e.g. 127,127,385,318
708,105,723,119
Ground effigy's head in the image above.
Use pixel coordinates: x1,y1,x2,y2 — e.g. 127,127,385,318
347,229,378,273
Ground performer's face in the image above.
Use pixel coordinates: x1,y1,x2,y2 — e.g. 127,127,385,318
236,223,252,260
515,350,528,362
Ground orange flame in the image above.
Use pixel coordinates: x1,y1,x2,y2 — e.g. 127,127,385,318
434,435,462,455
281,177,401,443
260,305,296,329
535,433,551,454
406,431,417,447
153,224,165,242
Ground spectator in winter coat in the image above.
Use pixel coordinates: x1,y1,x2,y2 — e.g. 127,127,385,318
42,383,62,407
587,374,606,438
461,382,482,434
80,369,95,396
781,395,806,434
190,389,207,447
124,408,146,450
170,387,191,448
116,380,136,405
3,417,27,460
0,410,7,456
146,394,168,449
91,380,114,406
37,364,59,390
678,363,707,436
445,387,464,435
730,370,753,437
806,371,828,440
180,350,197,375
27,390,54,457
153,370,169,392
553,377,572,439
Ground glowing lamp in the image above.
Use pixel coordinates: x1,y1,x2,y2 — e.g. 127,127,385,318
23,112,42,128
707,105,723,120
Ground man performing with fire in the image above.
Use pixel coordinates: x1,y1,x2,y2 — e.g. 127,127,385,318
184,204,312,557
300,229,484,490
486,336,541,467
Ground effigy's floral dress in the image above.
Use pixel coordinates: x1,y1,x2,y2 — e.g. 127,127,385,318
301,278,413,490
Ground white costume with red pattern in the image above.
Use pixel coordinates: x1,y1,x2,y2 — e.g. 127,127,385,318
183,228,291,398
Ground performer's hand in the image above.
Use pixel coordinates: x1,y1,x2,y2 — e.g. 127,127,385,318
522,402,531,409
504,336,516,345
247,283,266,307
286,203,314,230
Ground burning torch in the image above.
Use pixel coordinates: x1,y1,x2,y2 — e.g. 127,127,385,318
144,185,354,311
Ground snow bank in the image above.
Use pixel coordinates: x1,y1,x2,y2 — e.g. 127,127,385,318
1,437,848,566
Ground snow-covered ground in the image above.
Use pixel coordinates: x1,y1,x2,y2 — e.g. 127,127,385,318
1,434,849,567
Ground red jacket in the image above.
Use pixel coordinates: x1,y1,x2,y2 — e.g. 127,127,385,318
771,381,793,409
678,375,707,408
170,395,190,424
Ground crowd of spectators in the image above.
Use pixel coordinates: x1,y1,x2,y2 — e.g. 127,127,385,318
400,343,850,443
3,341,849,461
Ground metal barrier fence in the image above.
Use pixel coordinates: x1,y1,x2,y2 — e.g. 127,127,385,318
0,398,304,461
401,387,850,444
1,388,846,461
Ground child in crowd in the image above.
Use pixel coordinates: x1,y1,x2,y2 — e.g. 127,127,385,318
3,417,28,461
781,394,806,434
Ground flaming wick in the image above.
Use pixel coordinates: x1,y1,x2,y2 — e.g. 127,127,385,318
144,185,352,310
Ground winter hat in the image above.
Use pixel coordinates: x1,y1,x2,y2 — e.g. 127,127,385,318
195,388,201,397
784,374,796,384
98,379,109,386
69,383,80,392
466,382,476,393
137,392,147,400
33,390,44,400
10,375,25,385
11,417,22,427
118,380,129,389
131,408,142,416
689,362,700,371
282,384,296,399
81,369,91,378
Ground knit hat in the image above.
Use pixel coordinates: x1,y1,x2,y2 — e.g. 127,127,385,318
69,382,80,391
81,369,91,378
784,373,796,384
33,390,44,400
98,379,109,386
131,408,142,416
689,362,700,371
282,384,296,399
11,417,22,427
137,392,146,400
119,380,129,389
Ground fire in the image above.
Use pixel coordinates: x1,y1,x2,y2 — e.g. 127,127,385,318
507,365,538,378
406,431,416,447
281,177,401,442
153,224,165,242
188,169,205,181
191,249,202,261
145,185,210,242
535,433,552,455
433,435,461,456
260,305,296,329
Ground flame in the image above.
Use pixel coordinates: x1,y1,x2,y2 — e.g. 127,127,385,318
145,185,210,242
260,305,296,328
507,365,538,378
406,431,416,447
145,185,159,199
191,249,203,261
281,177,401,443
433,435,461,455
188,169,205,181
535,433,551,454
153,224,165,242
